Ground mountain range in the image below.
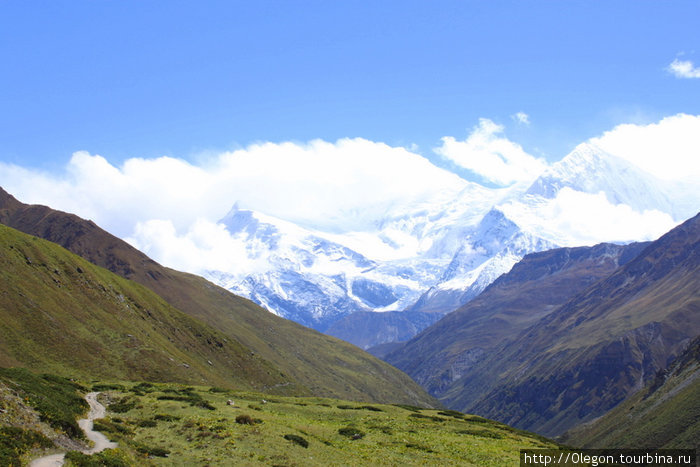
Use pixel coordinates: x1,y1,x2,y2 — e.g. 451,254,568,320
170,142,697,348
385,212,700,437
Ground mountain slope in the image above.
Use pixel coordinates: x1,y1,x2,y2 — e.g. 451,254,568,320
560,336,699,450
444,213,700,437
385,241,649,396
324,311,444,350
0,223,286,390
408,208,556,314
0,187,436,407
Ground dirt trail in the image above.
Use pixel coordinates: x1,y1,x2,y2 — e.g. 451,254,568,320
30,392,117,467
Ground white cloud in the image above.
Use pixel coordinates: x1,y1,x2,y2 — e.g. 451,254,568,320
435,118,547,186
125,218,268,276
499,188,678,247
589,113,700,182
667,59,700,78
512,112,530,125
0,138,466,238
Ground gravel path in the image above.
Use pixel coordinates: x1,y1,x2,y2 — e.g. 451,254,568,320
30,392,117,467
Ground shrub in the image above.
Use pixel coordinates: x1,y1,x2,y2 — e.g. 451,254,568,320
109,397,136,413
405,443,434,453
0,368,87,438
392,404,423,412
65,449,129,466
137,419,157,427
134,444,170,457
409,413,446,422
338,427,365,439
0,427,53,466
235,414,260,425
284,434,309,448
360,405,383,412
154,414,180,422
91,383,125,391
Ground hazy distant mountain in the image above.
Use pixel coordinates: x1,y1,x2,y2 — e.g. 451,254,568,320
324,310,444,350
0,187,436,407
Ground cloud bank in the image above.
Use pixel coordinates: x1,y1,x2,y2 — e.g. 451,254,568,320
1,114,698,276
435,118,547,186
0,138,466,238
590,113,700,181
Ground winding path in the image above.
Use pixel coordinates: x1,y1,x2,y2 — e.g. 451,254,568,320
30,392,117,467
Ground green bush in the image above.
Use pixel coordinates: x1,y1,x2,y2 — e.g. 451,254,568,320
0,427,53,467
65,449,129,466
109,396,136,413
154,413,180,421
284,434,309,448
91,383,126,391
0,368,87,438
409,413,446,422
235,414,261,425
137,419,157,427
392,404,423,412
133,443,170,457
338,427,365,439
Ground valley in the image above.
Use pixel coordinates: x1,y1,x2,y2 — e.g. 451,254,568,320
1,4,699,465
1,372,560,466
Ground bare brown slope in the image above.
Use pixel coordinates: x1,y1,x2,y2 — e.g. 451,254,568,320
385,241,648,396
560,336,700,450
446,212,700,437
0,188,435,406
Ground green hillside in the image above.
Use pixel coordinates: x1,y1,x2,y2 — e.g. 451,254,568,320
0,223,290,392
0,187,436,407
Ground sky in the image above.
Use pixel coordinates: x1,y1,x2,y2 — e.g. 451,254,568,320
2,1,699,168
1,1,699,271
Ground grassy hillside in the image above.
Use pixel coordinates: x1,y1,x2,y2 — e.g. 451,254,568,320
0,223,293,392
0,369,561,466
0,187,436,407
72,382,561,466
560,336,699,450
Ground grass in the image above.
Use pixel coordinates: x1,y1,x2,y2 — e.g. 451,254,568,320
0,367,87,438
0,426,53,467
0,369,562,466
83,380,561,466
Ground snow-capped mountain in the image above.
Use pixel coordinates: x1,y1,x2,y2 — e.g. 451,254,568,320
200,143,695,334
408,209,556,313
204,205,449,329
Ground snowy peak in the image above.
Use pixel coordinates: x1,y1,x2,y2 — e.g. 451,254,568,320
526,142,675,217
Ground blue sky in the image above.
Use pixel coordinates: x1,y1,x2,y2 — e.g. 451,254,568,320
2,0,699,171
